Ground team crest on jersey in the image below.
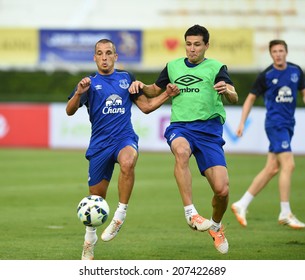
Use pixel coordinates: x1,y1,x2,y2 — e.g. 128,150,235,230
272,78,278,84
291,73,299,83
119,79,129,89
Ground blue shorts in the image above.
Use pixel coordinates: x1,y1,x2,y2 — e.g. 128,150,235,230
164,119,226,175
266,126,294,153
85,136,139,186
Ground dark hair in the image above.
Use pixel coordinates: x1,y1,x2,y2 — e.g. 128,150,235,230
269,39,288,52
184,25,210,44
95,38,116,53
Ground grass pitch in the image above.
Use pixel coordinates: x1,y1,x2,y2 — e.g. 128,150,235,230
0,149,304,260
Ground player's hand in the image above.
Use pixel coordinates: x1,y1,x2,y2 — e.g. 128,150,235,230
165,83,180,97
129,80,145,94
214,81,227,94
76,77,91,95
236,123,244,137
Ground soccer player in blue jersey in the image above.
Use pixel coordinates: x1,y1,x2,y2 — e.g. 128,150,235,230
129,25,238,254
66,39,179,260
231,40,305,229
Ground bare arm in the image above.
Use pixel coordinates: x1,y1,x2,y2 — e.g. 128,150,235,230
236,93,257,137
66,77,91,116
129,81,164,97
134,83,180,114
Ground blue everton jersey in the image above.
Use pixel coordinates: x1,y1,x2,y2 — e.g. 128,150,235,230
70,69,139,149
251,62,305,129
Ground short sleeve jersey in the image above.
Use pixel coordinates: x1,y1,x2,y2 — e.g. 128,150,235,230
68,70,139,149
251,62,305,129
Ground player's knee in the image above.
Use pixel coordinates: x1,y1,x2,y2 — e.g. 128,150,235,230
120,157,136,173
173,146,191,161
214,184,229,198
267,166,279,177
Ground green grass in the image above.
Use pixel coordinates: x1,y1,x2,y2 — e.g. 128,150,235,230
0,149,304,260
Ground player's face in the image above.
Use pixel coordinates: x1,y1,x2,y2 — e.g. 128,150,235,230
185,35,209,64
94,42,118,74
270,44,287,69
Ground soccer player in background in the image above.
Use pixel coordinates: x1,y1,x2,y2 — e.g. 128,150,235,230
129,25,238,254
231,40,305,229
66,39,179,260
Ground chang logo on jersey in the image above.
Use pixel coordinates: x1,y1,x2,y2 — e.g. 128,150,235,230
276,86,293,103
174,75,202,93
103,94,125,114
119,79,129,89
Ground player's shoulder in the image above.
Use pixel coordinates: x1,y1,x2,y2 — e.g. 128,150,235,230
287,61,300,67
89,72,98,78
115,69,135,81
261,64,273,74
287,62,303,72
115,69,133,76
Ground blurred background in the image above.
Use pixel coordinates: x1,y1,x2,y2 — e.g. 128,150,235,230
1,0,305,153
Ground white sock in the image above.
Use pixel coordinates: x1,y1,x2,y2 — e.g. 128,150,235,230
237,191,254,209
113,202,128,221
210,219,221,232
184,204,198,222
84,226,98,244
280,202,291,216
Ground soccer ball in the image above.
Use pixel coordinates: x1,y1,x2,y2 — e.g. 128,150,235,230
77,195,110,227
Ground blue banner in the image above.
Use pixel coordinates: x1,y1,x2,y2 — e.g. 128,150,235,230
39,29,142,63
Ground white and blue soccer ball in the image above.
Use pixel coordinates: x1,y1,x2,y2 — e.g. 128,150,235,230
77,195,110,227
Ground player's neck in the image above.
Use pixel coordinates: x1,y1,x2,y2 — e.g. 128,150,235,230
273,62,287,70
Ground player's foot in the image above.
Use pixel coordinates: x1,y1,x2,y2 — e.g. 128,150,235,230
231,203,247,227
101,219,124,241
278,213,305,229
188,214,212,231
208,226,229,254
81,241,95,260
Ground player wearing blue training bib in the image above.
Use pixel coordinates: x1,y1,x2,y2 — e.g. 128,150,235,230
232,40,305,230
